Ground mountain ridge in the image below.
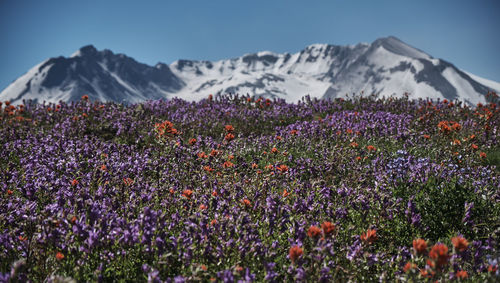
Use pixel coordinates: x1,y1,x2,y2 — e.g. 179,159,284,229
1,36,498,105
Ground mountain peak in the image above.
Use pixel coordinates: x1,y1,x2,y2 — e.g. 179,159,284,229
372,36,431,60
71,44,98,58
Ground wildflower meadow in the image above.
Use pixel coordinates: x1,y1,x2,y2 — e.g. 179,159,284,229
1,93,499,282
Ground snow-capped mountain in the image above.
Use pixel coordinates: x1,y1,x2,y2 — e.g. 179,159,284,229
1,36,498,105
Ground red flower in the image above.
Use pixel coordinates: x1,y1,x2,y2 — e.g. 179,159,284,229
204,166,214,173
282,189,290,197
271,147,279,154
225,125,234,132
275,135,282,140
289,246,303,263
488,264,498,273
210,149,219,157
366,145,376,152
225,133,235,141
480,152,487,158
360,229,377,244
455,270,468,279
307,225,322,238
81,95,89,100
100,165,107,171
403,262,416,273
189,138,197,145
451,236,468,252
242,199,251,207
429,243,449,268
182,189,193,199
350,142,359,148
199,204,207,210
56,252,65,260
413,238,427,255
276,164,288,173
123,178,134,186
7,189,13,195
223,161,234,168
71,179,79,186
289,129,298,135
212,191,218,197
471,144,478,150
321,221,336,237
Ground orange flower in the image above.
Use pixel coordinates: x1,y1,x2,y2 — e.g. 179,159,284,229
198,152,208,159
71,179,79,186
289,129,298,135
488,264,498,273
321,221,336,237
282,189,290,197
210,149,219,157
413,238,427,255
7,189,13,195
225,133,235,141
366,145,376,152
453,139,461,145
225,125,234,132
210,219,217,225
18,235,27,241
199,204,207,210
429,243,449,268
451,236,468,252
307,225,322,238
204,166,214,173
355,156,362,161
182,189,193,199
189,138,197,145
350,142,359,148
242,199,251,207
276,135,282,140
276,164,288,173
471,144,478,150
223,161,234,168
360,229,377,244
420,269,435,278
455,270,468,279
100,165,107,171
71,216,77,224
403,262,417,273
201,264,207,271
480,152,487,158
56,252,65,260
289,246,303,263
81,95,89,100
271,147,279,154
251,163,258,169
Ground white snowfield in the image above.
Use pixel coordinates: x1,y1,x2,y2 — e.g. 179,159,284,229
1,36,498,106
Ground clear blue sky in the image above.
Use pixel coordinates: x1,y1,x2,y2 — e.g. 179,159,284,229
1,0,499,91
